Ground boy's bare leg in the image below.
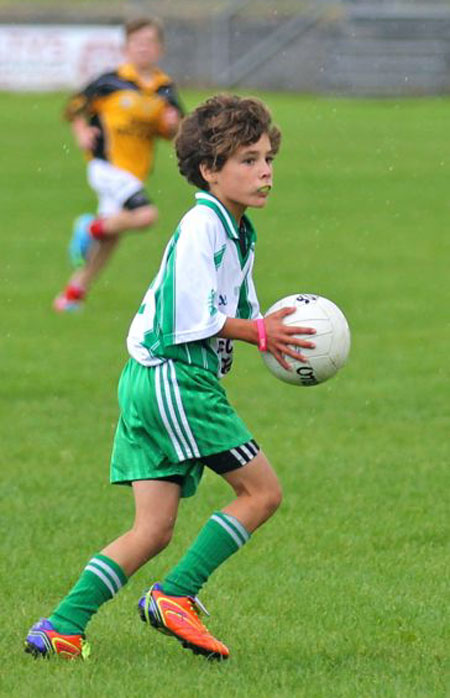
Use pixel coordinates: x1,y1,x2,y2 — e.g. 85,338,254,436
157,453,282,598
139,453,282,660
24,479,181,657
222,451,283,532
102,479,181,577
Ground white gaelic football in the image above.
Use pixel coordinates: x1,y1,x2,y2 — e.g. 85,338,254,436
261,294,351,386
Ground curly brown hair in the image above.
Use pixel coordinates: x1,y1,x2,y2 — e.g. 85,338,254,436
175,94,281,190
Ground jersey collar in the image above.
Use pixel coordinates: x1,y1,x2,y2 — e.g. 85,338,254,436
118,63,167,92
195,191,256,243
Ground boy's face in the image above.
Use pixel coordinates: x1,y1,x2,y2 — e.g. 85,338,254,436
125,26,163,71
202,133,274,221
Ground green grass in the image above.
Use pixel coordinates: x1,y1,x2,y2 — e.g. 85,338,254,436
1,90,449,697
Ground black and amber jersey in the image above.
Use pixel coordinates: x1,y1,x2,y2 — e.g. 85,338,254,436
65,63,184,181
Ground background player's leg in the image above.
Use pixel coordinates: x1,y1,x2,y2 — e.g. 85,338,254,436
54,205,158,310
67,235,120,297
100,204,158,235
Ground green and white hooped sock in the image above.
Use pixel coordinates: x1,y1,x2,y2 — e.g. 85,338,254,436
49,553,128,635
162,511,251,598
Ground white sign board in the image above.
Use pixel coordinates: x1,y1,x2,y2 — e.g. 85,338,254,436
0,25,124,91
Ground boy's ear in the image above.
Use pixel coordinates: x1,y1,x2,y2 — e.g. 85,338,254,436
199,162,217,185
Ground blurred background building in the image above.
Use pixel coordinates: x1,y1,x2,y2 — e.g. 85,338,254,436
1,0,450,95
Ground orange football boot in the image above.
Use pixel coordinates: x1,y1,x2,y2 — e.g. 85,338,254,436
24,618,90,659
138,583,229,660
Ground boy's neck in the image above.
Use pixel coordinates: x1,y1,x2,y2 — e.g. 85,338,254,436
208,192,246,225
127,62,158,82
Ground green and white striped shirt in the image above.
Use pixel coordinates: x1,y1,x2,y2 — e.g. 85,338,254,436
127,192,261,377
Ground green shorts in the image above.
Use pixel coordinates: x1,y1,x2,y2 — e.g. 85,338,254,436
110,358,254,497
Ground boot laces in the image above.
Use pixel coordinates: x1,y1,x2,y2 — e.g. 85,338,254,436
189,595,210,618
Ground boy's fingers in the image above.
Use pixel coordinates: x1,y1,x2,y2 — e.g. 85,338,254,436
272,346,308,369
284,325,316,335
266,307,295,321
286,336,315,349
277,306,297,317
273,351,292,371
282,346,309,363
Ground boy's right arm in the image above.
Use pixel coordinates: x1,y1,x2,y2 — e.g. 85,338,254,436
218,309,316,372
155,82,185,139
63,76,105,152
70,116,100,152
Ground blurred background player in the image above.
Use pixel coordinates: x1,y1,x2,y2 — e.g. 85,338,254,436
53,17,184,312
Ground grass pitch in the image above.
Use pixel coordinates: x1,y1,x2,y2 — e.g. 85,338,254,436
0,90,449,697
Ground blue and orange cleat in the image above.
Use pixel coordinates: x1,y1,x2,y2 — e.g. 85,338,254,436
138,583,229,660
24,618,90,660
69,214,95,268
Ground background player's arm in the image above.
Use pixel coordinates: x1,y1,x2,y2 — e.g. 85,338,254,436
63,78,105,151
70,115,100,152
157,106,181,139
155,82,184,139
218,311,316,370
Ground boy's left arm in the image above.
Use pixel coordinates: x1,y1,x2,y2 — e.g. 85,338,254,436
218,313,316,371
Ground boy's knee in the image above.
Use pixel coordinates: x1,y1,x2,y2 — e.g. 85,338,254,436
156,525,174,551
263,482,283,517
250,483,283,524
133,521,174,560
146,523,174,555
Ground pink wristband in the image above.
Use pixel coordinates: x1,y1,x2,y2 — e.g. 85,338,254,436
255,318,267,352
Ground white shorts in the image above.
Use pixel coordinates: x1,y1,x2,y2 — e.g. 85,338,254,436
87,159,145,216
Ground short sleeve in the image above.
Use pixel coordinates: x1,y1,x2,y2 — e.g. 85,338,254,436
160,211,228,346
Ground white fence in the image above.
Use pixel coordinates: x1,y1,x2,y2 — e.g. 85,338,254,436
0,25,123,91
2,1,450,95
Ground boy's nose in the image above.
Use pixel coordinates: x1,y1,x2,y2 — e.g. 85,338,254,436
260,165,271,178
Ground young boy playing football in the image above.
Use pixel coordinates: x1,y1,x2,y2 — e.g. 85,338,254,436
26,95,316,660
54,17,183,312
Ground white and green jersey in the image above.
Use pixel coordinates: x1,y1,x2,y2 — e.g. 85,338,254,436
127,191,261,378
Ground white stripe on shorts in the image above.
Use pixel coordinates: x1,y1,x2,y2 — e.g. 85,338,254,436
230,448,247,466
155,364,185,460
161,362,194,459
167,361,201,458
239,443,255,461
246,441,258,456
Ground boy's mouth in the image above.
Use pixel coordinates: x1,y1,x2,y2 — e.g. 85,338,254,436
257,185,272,194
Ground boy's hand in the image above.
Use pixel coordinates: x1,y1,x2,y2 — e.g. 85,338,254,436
264,307,316,372
160,106,182,138
72,118,100,151
76,126,101,151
